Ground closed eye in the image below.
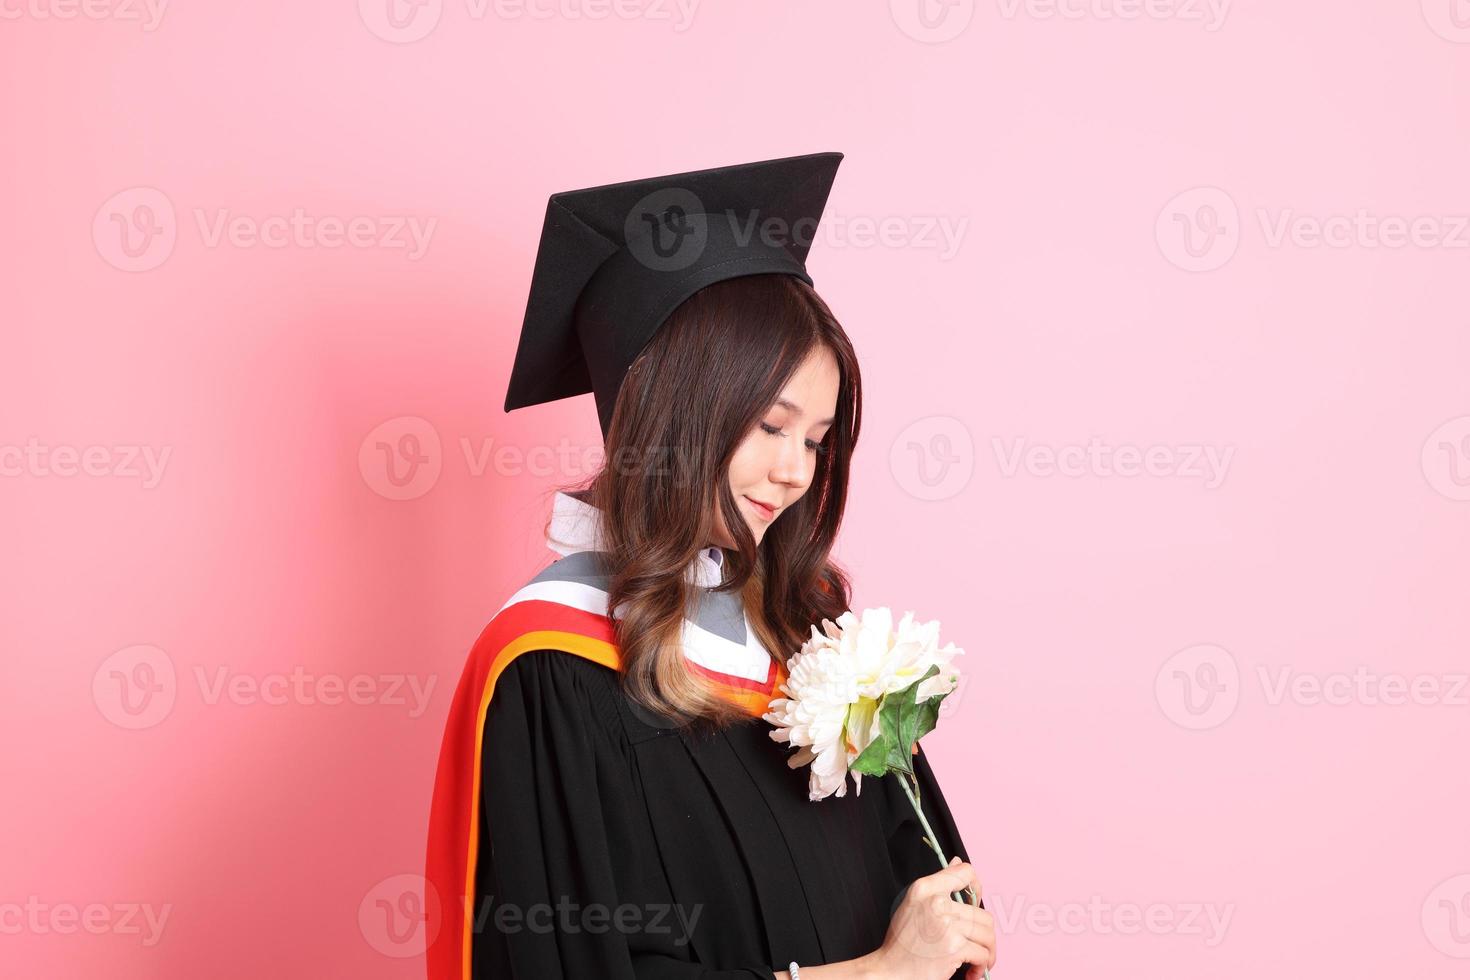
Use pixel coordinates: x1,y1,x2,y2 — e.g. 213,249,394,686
759,421,829,456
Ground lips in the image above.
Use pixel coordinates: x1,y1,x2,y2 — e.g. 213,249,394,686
744,496,777,520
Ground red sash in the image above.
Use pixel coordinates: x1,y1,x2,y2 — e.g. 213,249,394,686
424,594,788,980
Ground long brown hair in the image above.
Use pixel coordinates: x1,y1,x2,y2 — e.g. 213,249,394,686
550,273,862,733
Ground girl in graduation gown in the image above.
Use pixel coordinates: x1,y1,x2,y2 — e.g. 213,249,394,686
427,154,996,980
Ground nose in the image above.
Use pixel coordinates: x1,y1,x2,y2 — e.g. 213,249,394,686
769,433,813,490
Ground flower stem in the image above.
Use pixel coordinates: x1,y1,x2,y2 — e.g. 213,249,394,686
897,770,990,979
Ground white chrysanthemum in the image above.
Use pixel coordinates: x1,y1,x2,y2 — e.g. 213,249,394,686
820,607,965,703
763,607,965,801
762,641,858,801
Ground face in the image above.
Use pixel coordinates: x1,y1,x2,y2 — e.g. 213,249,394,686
710,346,841,550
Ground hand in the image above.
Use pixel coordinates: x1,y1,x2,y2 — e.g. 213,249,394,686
868,857,996,980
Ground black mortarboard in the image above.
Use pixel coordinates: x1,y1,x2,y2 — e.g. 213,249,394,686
503,151,844,438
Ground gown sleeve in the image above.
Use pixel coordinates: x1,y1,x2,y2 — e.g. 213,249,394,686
473,649,781,980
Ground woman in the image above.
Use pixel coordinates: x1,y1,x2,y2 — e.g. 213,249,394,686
426,155,997,980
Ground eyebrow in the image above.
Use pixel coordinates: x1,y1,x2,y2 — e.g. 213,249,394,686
775,397,835,426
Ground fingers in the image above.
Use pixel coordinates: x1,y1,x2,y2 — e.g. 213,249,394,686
967,866,984,904
923,859,974,896
958,903,995,957
965,904,997,972
959,935,995,974
923,857,980,898
961,860,983,903
883,867,998,979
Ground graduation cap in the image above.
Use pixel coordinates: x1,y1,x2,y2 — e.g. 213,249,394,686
503,151,844,438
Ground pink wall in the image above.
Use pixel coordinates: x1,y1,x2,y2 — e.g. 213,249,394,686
4,2,1468,977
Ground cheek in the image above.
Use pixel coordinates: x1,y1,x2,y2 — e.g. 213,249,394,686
726,434,768,488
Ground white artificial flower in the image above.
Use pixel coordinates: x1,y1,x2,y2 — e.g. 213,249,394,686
763,641,860,801
763,607,965,801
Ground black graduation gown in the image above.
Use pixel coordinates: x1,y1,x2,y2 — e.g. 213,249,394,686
472,647,975,980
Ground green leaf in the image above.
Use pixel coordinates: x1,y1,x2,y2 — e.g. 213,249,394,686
850,731,889,775
910,664,945,747
849,666,956,781
894,686,923,771
871,699,900,776
877,687,917,777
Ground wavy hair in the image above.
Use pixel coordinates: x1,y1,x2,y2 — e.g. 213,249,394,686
548,273,862,733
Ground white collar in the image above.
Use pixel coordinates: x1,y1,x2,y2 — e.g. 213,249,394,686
547,490,727,590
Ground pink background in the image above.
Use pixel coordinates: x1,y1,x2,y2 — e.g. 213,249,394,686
4,2,1469,977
